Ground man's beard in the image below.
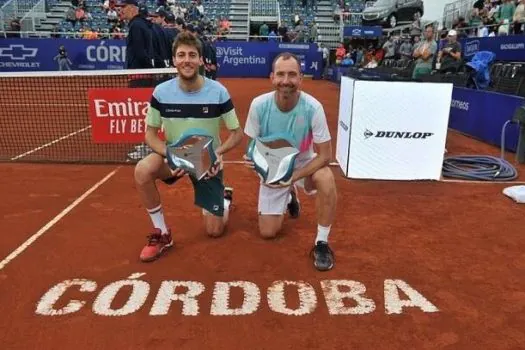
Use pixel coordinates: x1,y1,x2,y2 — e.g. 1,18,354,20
179,69,199,82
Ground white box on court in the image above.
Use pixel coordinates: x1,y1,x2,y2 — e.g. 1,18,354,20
335,76,453,181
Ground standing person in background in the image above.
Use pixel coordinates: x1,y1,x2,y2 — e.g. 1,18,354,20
412,25,437,79
148,7,170,68
513,0,525,35
163,13,180,66
203,36,218,80
54,45,73,71
120,0,153,70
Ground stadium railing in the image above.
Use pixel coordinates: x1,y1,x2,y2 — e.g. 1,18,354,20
0,31,285,41
19,0,46,35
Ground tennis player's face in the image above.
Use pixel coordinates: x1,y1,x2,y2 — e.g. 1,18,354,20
271,57,302,96
174,44,202,81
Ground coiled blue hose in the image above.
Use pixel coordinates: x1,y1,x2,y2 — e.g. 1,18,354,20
442,120,519,181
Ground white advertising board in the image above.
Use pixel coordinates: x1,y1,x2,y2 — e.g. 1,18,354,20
336,76,453,180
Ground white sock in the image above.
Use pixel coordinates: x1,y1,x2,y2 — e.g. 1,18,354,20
147,205,169,235
223,198,231,223
315,224,331,244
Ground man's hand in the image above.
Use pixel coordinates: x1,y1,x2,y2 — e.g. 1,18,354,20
263,176,294,189
242,154,254,168
204,153,223,180
164,159,187,178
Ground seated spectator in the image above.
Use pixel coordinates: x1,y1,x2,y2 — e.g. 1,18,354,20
75,6,86,23
196,0,204,16
66,6,77,26
335,43,346,65
438,29,462,73
382,36,395,60
219,16,231,36
513,0,525,34
268,29,278,41
398,37,413,62
107,8,118,23
340,54,354,67
495,0,515,35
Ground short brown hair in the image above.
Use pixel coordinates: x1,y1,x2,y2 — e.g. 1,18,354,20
272,52,302,72
172,31,202,57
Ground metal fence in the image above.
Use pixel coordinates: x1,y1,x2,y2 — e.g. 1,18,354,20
20,0,46,36
0,0,43,31
442,0,476,29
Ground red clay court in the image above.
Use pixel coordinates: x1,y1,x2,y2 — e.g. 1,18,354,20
1,78,525,349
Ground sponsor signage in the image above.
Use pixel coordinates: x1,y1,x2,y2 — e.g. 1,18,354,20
336,76,453,180
88,88,164,143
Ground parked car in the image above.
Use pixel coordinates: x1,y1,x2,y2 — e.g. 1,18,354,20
361,0,424,28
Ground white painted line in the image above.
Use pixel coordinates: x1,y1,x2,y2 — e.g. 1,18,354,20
440,179,525,185
223,160,341,166
10,126,91,161
0,167,120,271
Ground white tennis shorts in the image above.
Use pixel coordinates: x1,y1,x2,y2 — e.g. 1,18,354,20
258,154,317,215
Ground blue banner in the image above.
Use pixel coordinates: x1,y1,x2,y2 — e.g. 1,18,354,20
0,39,323,78
461,35,525,62
0,39,126,71
449,86,524,151
343,26,383,38
215,41,322,79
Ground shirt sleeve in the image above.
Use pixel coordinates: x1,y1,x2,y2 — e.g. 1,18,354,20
312,104,331,144
243,99,259,139
218,85,240,130
145,89,162,128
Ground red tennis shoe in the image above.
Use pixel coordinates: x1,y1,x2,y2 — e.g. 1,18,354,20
140,229,173,262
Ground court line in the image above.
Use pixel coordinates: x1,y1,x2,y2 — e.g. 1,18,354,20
0,167,121,271
10,126,91,161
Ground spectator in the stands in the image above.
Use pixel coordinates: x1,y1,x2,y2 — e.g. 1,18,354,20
412,25,437,79
218,16,231,38
309,20,318,43
410,12,422,40
75,6,86,23
66,6,77,26
382,36,395,60
340,53,354,67
269,29,278,41
294,19,307,43
107,7,119,24
120,0,153,70
278,22,289,42
513,0,525,34
355,46,364,67
496,0,515,35
335,43,345,65
437,29,462,73
259,22,269,41
398,37,413,63
196,0,204,16
149,7,170,68
452,17,468,39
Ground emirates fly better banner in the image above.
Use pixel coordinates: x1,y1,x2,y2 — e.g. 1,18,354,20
88,88,163,143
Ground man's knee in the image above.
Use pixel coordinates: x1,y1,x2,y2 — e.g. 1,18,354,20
203,213,226,238
258,215,283,239
311,166,337,195
134,154,164,185
259,227,279,239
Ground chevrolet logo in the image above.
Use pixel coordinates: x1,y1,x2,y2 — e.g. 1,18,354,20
0,45,38,60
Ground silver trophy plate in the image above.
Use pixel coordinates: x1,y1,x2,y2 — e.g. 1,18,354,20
166,135,216,181
250,138,300,184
